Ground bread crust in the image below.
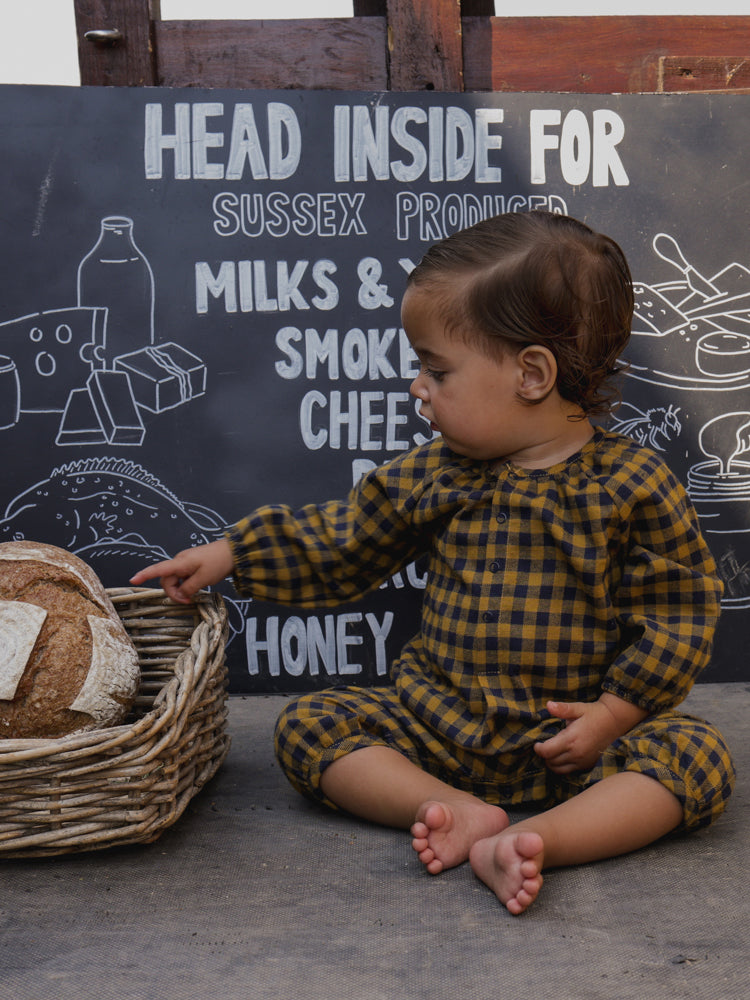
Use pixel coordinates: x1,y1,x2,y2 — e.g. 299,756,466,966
0,541,140,738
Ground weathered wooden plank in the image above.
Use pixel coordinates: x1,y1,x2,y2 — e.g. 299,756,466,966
659,56,750,93
387,0,463,91
74,0,156,86
460,1,495,14
355,1,494,17
154,18,388,90
462,16,750,93
74,4,750,96
353,0,386,14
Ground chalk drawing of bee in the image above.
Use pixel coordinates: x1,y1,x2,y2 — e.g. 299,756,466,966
610,403,682,451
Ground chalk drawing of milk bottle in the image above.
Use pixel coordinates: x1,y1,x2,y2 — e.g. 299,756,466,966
77,216,155,370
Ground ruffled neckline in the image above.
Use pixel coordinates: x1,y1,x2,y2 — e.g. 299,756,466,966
458,427,607,484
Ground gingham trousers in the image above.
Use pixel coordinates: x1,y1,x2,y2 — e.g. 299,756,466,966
274,685,735,832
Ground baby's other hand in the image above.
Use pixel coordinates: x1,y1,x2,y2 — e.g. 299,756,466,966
533,700,621,774
129,538,234,604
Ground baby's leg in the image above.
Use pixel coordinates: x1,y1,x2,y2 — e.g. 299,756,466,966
469,770,682,915
322,746,509,870
275,688,507,869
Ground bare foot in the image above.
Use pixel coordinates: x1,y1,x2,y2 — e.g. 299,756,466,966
410,799,509,875
469,829,545,915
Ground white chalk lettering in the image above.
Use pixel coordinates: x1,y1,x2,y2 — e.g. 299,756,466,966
144,101,301,180
212,191,367,238
299,390,416,452
195,260,339,313
334,104,504,183
274,326,418,381
395,191,569,241
195,261,237,313
529,108,629,187
245,611,393,677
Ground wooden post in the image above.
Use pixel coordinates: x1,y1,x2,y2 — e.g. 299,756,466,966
74,0,157,86
386,0,464,91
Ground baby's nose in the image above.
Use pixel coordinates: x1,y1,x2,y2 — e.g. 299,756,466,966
410,373,428,400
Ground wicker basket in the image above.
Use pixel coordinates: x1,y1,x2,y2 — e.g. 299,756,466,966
0,587,230,858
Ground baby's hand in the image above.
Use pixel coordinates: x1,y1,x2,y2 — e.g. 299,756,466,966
533,700,624,774
129,538,234,605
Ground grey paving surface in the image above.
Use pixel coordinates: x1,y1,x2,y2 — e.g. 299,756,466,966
1,683,748,1000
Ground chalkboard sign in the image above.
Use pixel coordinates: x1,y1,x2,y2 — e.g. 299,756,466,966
1,85,749,689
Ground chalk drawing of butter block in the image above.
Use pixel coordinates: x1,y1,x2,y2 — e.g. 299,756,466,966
55,387,107,446
86,370,145,446
114,343,206,413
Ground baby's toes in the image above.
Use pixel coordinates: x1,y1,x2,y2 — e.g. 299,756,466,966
521,875,543,902
519,858,541,880
416,845,435,865
515,889,534,911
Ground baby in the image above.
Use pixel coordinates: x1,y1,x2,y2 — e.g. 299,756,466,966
132,211,734,914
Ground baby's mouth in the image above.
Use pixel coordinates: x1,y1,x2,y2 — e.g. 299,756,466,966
418,408,438,433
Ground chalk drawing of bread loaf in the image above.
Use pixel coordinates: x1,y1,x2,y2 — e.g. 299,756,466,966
0,458,228,562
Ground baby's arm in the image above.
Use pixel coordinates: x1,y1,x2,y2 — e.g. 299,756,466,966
533,693,648,774
129,538,234,605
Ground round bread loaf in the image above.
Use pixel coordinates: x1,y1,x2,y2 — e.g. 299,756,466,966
0,541,140,738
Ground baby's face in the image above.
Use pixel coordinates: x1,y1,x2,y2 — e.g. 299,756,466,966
402,286,530,464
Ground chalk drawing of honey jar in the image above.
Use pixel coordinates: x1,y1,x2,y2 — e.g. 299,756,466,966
688,412,750,609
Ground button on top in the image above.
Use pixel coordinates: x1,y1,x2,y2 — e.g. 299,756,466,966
495,512,507,524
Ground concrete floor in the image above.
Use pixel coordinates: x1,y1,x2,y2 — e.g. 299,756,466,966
1,683,748,1000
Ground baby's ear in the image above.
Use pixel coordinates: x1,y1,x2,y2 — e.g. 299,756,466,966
517,345,558,400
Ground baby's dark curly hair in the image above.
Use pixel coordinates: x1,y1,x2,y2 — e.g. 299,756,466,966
406,211,633,417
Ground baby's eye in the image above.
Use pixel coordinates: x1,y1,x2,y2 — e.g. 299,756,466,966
423,367,446,382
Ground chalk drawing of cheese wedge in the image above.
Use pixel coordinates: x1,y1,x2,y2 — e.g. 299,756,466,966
56,371,145,447
695,332,750,379
55,344,206,446
630,282,750,386
632,281,688,336
0,307,107,412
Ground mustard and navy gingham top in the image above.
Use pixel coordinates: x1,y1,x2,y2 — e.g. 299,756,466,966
227,429,722,748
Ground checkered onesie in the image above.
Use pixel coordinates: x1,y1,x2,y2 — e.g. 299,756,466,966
227,430,735,831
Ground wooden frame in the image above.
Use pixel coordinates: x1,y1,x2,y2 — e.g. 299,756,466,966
73,1,750,93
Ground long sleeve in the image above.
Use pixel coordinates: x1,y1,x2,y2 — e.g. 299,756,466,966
225,440,476,606
601,455,723,713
